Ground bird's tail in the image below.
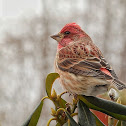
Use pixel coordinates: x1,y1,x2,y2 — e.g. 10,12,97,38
113,79,126,90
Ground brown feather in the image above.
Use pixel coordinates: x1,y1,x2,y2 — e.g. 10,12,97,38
56,37,114,81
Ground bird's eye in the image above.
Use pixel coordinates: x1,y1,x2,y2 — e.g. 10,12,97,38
64,31,70,35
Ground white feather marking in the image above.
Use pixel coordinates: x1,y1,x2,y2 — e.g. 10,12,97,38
85,45,91,51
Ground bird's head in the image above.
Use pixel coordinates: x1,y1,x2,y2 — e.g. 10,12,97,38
51,23,88,50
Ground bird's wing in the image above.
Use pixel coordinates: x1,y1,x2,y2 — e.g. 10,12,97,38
57,39,118,81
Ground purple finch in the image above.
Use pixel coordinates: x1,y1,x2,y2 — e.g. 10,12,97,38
51,23,126,96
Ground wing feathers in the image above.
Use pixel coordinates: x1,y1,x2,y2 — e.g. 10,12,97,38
57,39,117,81
113,79,126,90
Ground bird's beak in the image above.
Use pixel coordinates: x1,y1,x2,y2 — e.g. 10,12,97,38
50,33,63,42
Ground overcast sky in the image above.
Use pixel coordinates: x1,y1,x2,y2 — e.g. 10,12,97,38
1,0,41,18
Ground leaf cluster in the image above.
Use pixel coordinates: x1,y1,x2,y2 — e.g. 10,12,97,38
22,73,126,126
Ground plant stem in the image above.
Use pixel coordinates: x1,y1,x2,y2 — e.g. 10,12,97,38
47,118,57,126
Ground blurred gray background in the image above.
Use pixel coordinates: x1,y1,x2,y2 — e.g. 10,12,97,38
0,0,126,125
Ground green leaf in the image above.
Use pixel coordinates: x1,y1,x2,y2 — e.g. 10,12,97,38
78,95,126,121
46,73,60,97
78,100,96,126
46,73,66,109
56,122,62,126
92,112,105,126
59,97,67,108
116,120,121,126
122,121,126,126
22,98,45,126
65,111,79,126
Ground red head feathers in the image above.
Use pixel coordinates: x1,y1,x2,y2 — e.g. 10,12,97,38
60,23,82,33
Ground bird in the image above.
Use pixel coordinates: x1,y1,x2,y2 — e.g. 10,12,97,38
51,22,126,96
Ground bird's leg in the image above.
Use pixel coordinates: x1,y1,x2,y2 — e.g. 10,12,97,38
73,94,78,100
71,94,78,113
